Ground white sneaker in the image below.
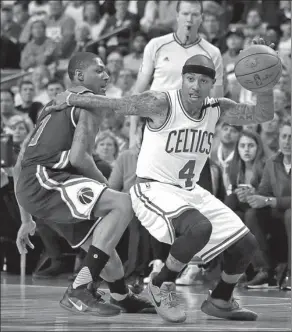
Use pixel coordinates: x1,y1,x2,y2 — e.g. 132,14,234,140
148,273,186,323
175,265,201,285
143,260,164,284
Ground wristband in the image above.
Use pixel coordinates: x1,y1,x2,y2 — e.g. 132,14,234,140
66,92,73,106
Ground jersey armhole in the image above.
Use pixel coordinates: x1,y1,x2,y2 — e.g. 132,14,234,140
212,98,221,122
71,107,77,127
146,91,172,132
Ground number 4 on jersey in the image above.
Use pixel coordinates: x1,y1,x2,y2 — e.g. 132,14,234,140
179,160,196,188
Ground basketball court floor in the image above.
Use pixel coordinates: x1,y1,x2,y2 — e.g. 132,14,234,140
1,273,291,331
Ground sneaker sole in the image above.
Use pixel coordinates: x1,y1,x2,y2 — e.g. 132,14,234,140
59,301,121,317
246,284,278,289
201,300,258,321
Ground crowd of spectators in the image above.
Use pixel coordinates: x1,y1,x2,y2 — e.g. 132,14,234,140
0,0,291,290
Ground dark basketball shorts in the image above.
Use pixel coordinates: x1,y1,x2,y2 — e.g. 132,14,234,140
16,165,107,248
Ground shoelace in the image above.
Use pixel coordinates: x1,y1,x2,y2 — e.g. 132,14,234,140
160,290,180,308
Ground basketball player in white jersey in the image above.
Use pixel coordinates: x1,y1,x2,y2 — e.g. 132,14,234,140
47,38,275,324
129,0,224,147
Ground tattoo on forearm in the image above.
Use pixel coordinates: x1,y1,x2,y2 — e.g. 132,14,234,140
226,104,255,122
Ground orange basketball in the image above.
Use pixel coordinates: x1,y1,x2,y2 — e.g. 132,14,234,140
234,45,282,92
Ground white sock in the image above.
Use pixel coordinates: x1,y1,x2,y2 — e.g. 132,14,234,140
110,292,128,301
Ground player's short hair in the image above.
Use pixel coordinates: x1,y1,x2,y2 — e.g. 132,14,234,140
68,52,100,81
176,0,202,13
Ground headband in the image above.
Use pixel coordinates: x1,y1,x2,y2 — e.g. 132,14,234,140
182,65,215,79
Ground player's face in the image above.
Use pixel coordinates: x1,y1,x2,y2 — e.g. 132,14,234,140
83,58,109,95
279,125,291,157
176,2,202,35
238,136,258,164
182,73,214,104
220,125,240,145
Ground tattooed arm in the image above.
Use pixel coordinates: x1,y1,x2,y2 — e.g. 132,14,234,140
69,109,108,185
53,90,169,123
218,90,274,125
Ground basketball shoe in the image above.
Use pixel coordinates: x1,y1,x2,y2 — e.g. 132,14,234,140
201,292,258,321
147,273,186,323
110,290,155,313
60,283,121,316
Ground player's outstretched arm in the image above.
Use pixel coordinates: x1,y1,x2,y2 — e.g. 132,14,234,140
48,90,169,120
218,90,274,125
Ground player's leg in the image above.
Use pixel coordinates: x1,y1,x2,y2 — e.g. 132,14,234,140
130,182,213,323
188,186,258,320
80,238,154,313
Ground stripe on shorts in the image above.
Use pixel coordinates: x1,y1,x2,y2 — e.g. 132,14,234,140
36,165,88,219
201,225,250,263
134,184,175,243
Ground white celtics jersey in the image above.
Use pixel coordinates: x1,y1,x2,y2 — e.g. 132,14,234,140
136,90,221,189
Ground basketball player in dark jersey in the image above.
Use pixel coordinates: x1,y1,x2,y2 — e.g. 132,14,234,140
14,52,154,316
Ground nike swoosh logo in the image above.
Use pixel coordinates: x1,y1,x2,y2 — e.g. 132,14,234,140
149,285,161,307
69,299,84,311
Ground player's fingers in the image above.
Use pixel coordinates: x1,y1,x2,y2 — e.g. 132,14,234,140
17,239,27,255
25,238,35,250
269,42,275,49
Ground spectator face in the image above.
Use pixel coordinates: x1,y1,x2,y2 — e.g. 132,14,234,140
9,121,29,144
246,10,261,28
203,13,219,35
265,29,280,47
20,83,35,103
49,1,63,17
81,58,109,95
106,52,124,75
13,4,27,24
279,124,291,157
1,8,13,25
261,114,280,134
274,89,286,113
83,2,100,22
281,20,291,38
226,34,244,51
95,136,117,161
1,91,14,116
120,116,131,139
32,66,51,89
220,124,240,145
177,1,202,35
75,25,90,42
47,83,64,100
115,0,128,18
182,73,214,106
238,135,258,164
117,69,134,92
31,21,46,39
132,35,147,54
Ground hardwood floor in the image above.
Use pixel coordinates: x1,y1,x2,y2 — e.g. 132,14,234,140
1,273,291,331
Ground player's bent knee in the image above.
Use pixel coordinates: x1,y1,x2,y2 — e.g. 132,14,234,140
232,231,258,258
114,193,133,220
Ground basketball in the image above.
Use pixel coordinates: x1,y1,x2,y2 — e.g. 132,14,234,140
234,45,282,92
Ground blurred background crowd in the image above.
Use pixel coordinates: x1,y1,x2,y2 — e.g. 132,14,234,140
0,0,291,291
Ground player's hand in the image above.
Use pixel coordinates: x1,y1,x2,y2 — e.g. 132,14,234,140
46,91,71,112
251,37,275,50
16,220,36,255
246,194,267,208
